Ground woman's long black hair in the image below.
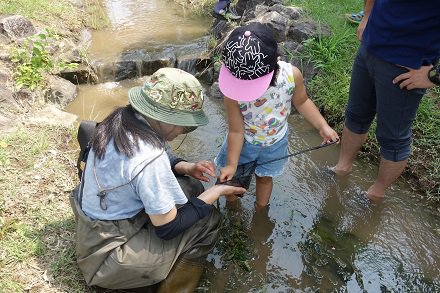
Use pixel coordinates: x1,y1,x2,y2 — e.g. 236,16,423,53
91,105,163,160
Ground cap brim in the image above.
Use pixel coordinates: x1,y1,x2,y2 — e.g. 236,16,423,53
218,63,274,102
128,87,208,127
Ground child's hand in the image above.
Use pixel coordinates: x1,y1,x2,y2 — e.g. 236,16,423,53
319,125,340,144
219,164,237,182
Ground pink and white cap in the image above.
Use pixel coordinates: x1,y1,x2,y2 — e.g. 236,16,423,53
218,22,278,102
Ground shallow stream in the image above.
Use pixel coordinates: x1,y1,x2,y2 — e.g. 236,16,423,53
65,0,440,291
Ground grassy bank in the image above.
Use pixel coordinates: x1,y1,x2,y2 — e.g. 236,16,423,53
285,0,440,201
0,1,102,291
0,0,109,32
0,125,89,292
174,0,216,16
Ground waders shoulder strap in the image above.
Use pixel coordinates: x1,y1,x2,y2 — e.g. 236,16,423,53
77,120,98,180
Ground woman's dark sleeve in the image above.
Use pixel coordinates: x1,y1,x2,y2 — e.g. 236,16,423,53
154,197,212,240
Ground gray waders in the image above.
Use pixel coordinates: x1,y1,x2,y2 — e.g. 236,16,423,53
70,176,221,291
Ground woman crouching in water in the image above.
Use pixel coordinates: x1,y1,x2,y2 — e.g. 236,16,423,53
70,68,245,291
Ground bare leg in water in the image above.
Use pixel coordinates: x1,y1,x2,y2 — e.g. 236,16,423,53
367,157,407,200
255,175,273,207
332,127,408,201
331,126,367,176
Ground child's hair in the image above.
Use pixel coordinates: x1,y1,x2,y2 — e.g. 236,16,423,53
269,63,280,87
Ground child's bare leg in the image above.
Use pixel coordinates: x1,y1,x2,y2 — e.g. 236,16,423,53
255,175,273,207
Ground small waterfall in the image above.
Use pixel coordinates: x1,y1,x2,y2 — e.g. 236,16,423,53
87,37,211,84
92,60,116,83
135,60,143,77
177,58,198,74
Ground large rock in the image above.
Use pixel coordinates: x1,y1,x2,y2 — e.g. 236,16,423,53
0,112,17,133
208,82,223,100
0,15,36,41
45,75,78,108
288,20,331,43
27,105,78,128
269,4,303,20
0,85,20,110
252,11,290,42
0,85,21,132
0,61,12,85
58,64,98,85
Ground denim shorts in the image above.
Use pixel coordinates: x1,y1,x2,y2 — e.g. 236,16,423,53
214,131,289,178
345,44,425,161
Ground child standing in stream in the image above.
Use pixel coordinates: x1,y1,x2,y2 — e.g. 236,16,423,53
215,22,339,209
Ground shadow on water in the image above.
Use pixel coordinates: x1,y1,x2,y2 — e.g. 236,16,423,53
65,0,440,291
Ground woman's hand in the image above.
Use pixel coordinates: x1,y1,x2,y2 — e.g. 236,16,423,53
175,160,216,182
219,164,237,182
319,124,340,145
186,160,216,182
198,184,246,204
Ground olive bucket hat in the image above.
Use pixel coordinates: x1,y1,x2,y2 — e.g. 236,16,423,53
128,67,208,127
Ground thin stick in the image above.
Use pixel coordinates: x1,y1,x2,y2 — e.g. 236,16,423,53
257,140,339,166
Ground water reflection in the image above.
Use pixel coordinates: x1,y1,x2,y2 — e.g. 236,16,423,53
89,0,211,61
297,181,381,291
64,79,142,121
250,203,276,289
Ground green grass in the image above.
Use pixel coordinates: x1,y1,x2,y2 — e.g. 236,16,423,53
285,0,440,200
0,125,86,292
0,0,82,34
174,0,217,16
0,0,71,22
0,0,109,32
1,222,44,262
83,0,111,30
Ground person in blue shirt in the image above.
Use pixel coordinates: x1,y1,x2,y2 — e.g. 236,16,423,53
331,0,440,201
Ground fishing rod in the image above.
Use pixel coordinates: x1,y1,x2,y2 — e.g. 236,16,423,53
216,139,339,189
257,139,339,166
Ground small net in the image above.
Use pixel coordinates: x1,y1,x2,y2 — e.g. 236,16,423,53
215,160,257,190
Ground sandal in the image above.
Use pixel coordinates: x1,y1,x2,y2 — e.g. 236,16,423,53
345,10,364,24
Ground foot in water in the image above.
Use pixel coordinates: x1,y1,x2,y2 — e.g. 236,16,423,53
327,165,352,176
366,185,386,202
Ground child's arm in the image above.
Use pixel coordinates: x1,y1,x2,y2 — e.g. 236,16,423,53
291,65,339,143
219,97,245,181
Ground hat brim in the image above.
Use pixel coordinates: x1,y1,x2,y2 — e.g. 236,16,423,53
218,63,274,102
128,87,209,127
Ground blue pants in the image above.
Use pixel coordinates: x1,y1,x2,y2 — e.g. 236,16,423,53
214,0,231,13
215,132,289,178
345,44,425,162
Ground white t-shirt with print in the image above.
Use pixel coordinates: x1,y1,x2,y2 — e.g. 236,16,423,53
239,61,295,146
